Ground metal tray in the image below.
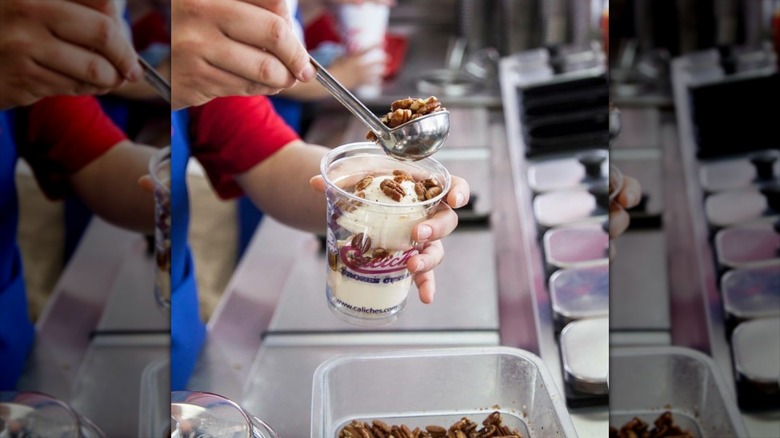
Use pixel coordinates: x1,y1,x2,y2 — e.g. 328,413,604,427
311,346,578,438
610,346,748,437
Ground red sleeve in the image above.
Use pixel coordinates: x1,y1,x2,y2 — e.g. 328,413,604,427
188,96,300,199
18,96,127,199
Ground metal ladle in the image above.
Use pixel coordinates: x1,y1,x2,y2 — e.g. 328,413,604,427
311,57,450,161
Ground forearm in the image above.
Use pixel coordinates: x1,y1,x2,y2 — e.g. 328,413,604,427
70,141,156,234
235,140,328,234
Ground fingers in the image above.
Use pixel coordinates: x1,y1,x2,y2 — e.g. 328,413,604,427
44,1,142,81
138,175,155,193
445,175,470,209
309,175,327,192
413,270,436,304
216,2,315,82
413,203,458,243
617,175,641,210
204,38,299,90
407,240,444,275
34,37,125,89
609,203,631,239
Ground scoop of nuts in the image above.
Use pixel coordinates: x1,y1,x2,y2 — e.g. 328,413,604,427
367,96,447,142
338,411,523,438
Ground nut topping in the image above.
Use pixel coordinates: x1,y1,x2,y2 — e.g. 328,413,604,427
372,248,389,259
351,233,371,254
367,96,447,142
393,169,414,183
355,176,374,191
425,186,443,200
380,179,406,201
339,412,522,438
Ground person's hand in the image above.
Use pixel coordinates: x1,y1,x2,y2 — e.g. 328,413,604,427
311,175,470,304
609,175,641,239
171,0,316,109
327,47,387,90
0,0,143,109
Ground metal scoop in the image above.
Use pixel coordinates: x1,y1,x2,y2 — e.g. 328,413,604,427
311,57,450,161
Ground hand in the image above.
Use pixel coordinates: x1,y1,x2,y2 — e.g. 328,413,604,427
171,0,316,109
327,47,387,90
311,175,471,304
0,0,143,109
609,175,641,239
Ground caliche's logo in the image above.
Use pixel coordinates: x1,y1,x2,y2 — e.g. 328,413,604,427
340,245,417,274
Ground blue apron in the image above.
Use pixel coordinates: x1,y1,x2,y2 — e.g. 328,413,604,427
0,111,36,390
170,110,206,390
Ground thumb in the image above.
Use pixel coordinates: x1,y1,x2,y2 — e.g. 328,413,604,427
138,175,155,193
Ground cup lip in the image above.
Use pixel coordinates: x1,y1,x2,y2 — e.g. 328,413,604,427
320,142,452,209
149,146,171,195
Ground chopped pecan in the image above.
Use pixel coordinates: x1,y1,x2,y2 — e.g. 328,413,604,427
373,420,392,434
367,96,447,142
372,248,389,259
393,169,414,183
391,97,416,111
351,233,371,254
388,108,414,128
414,182,426,198
425,186,443,200
355,176,374,191
380,179,406,201
420,178,439,189
425,425,447,437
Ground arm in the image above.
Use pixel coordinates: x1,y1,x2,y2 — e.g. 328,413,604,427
234,140,329,234
69,141,156,234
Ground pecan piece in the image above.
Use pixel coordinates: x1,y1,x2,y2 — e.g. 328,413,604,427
420,178,439,189
425,425,447,437
388,108,413,128
355,176,374,191
393,169,414,183
425,186,443,200
380,179,406,201
373,420,392,434
391,97,416,111
351,233,371,254
414,182,426,198
372,248,389,259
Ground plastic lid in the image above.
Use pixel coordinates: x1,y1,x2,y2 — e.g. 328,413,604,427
527,158,587,193
715,225,780,268
732,318,780,384
721,265,780,319
544,225,609,268
560,317,609,394
534,190,606,228
705,189,769,227
550,263,609,321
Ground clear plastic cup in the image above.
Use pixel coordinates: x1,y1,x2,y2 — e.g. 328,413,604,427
321,143,451,326
149,146,171,310
334,2,389,98
0,391,105,437
171,391,278,438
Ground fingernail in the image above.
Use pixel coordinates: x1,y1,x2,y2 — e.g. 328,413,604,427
417,225,432,241
455,193,465,208
300,63,316,81
415,260,424,272
127,63,143,81
626,192,636,206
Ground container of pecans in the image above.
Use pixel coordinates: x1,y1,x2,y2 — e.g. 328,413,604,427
310,346,577,437
610,346,747,437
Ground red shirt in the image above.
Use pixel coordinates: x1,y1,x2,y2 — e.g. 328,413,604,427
188,96,300,199
18,96,127,199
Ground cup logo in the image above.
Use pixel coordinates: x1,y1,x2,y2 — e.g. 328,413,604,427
340,245,416,274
